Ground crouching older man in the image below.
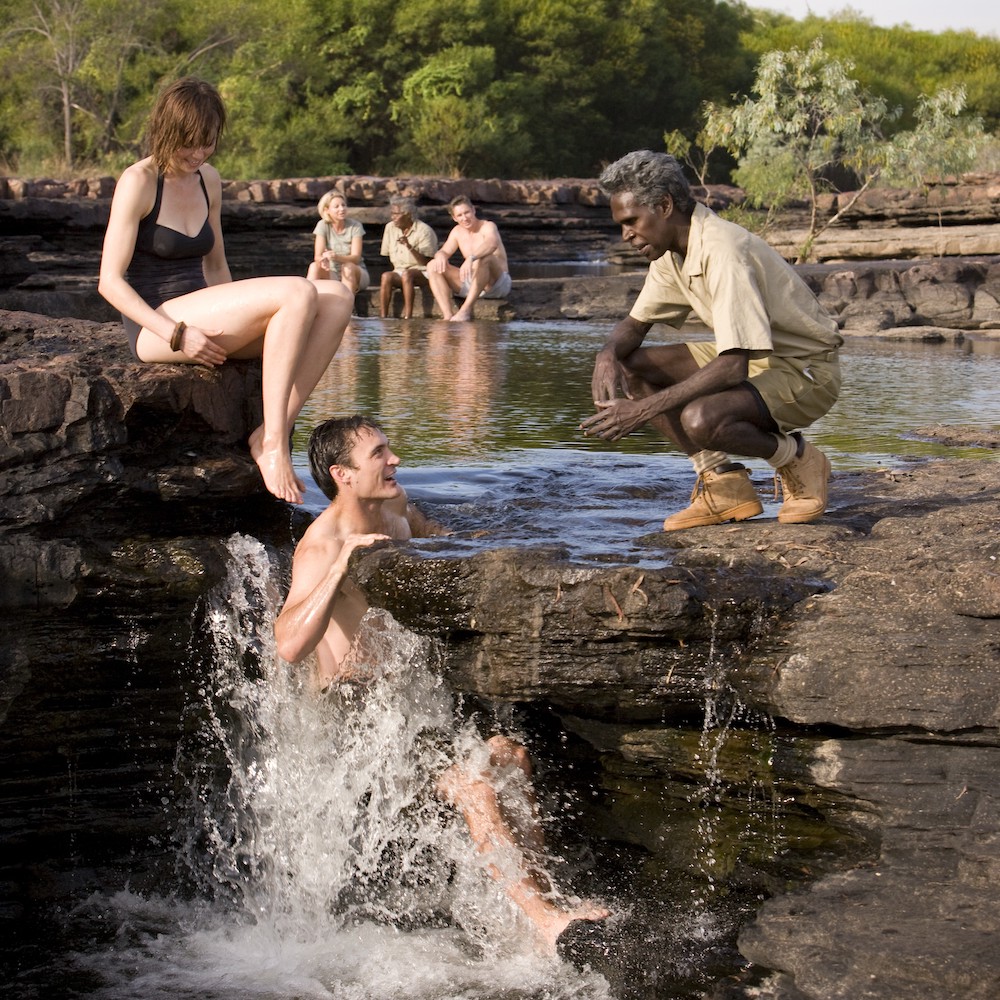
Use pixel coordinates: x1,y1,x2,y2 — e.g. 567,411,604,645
582,149,842,530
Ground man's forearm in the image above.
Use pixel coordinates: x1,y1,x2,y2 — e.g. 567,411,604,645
600,317,648,360
274,566,348,663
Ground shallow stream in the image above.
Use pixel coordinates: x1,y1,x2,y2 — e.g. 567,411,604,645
2,321,998,999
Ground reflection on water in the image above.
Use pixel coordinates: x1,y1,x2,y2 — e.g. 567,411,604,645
296,319,1000,559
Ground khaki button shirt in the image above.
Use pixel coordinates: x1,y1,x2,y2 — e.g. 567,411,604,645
630,203,842,360
380,219,438,272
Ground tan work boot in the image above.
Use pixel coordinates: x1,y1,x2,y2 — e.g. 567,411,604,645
663,466,763,531
775,440,831,523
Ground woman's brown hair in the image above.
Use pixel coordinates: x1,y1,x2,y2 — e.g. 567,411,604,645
146,77,227,172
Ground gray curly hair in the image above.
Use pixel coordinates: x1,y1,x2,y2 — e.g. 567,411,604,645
599,150,695,215
389,194,420,218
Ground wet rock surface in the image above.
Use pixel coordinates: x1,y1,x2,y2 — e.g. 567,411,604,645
357,455,1000,1000
2,301,1000,996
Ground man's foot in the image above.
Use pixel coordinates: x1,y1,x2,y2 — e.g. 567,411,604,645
552,905,613,963
537,901,610,957
663,465,763,531
249,425,305,504
449,307,474,322
775,440,831,523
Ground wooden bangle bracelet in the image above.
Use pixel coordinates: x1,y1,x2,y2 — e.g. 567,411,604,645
170,321,186,352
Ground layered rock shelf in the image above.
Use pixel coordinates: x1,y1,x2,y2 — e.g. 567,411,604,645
3,171,1000,326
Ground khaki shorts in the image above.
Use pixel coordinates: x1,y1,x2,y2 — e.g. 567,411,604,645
459,271,512,299
687,342,841,433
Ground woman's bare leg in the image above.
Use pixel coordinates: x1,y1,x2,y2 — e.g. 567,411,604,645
238,279,320,503
340,263,361,295
139,275,324,503
291,279,352,414
248,279,353,495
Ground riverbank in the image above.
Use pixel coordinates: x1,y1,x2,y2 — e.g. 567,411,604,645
2,171,999,326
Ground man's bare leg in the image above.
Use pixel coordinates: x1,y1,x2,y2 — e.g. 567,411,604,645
399,271,415,319
428,268,458,320
379,272,397,318
436,735,609,955
451,258,502,322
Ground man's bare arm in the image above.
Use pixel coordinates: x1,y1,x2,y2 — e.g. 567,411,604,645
274,533,386,663
582,348,751,441
469,221,500,260
384,488,449,539
591,315,653,403
406,502,450,538
428,229,461,272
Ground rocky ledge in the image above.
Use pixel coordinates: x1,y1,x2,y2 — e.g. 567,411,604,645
353,455,1000,999
2,298,998,548
3,170,1000,326
2,305,1000,999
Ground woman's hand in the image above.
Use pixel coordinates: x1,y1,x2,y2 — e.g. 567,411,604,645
178,324,227,366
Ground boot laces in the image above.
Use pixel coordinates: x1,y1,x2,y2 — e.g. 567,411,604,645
774,465,805,500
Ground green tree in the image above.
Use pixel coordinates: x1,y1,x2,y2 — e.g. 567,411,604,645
0,0,252,173
390,45,528,177
742,10,1000,134
883,86,987,187
703,39,988,261
704,39,894,259
1,0,94,168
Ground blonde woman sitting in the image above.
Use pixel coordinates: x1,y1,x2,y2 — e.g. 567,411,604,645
307,191,370,295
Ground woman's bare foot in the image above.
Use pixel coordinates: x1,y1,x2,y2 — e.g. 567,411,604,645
449,307,475,322
249,425,305,504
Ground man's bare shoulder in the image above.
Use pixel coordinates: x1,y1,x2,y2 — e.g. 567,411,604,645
384,489,414,540
292,507,346,566
388,488,449,539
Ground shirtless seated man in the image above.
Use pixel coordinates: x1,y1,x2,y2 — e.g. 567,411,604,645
427,195,512,322
274,415,606,955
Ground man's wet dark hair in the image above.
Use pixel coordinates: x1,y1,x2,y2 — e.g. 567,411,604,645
308,415,384,500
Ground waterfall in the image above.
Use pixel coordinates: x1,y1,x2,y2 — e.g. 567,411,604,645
71,534,610,1000
688,605,783,906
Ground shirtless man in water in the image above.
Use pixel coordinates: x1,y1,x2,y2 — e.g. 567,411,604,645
427,196,512,322
274,415,607,955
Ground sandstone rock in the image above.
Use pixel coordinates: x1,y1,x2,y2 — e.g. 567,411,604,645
0,309,266,535
738,735,1000,1000
1,294,1000,999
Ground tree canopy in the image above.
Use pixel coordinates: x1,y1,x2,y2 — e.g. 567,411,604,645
1,0,996,181
700,38,988,261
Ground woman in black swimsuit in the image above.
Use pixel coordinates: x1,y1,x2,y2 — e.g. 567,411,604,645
99,77,351,505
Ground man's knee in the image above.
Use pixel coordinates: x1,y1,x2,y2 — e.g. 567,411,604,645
436,762,495,814
679,400,715,444
487,735,532,776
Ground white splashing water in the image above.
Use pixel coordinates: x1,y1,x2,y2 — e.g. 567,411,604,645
72,534,610,1000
